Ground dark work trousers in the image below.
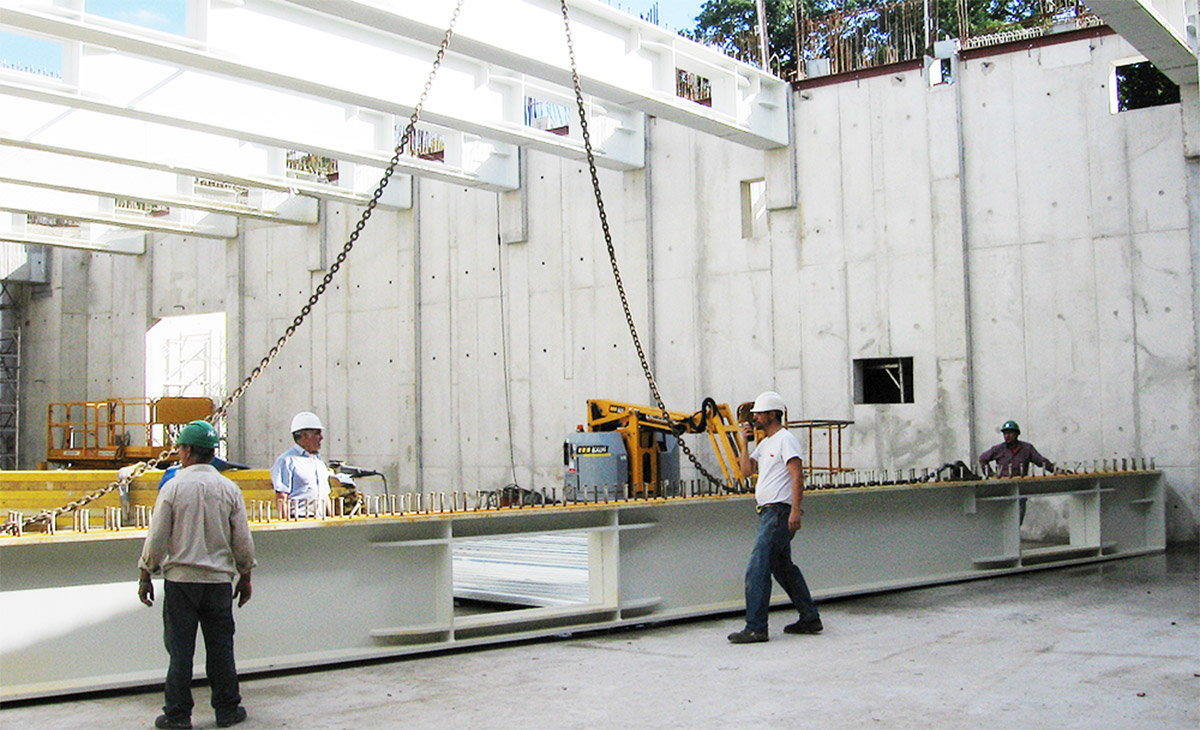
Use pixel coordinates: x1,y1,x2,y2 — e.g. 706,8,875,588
743,503,820,634
162,581,241,720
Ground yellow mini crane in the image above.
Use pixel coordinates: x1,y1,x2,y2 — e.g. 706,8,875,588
575,398,746,498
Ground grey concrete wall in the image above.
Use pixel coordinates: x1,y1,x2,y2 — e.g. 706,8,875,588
16,32,1198,541
958,35,1198,542
791,60,973,471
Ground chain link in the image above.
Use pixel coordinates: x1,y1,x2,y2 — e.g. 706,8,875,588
213,0,465,423
558,1,732,492
0,0,468,537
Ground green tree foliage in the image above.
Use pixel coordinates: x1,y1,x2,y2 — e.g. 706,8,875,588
1115,61,1181,112
686,0,1057,77
685,1,838,70
958,1,1066,33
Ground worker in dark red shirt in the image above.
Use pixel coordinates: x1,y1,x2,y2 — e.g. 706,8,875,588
979,420,1056,477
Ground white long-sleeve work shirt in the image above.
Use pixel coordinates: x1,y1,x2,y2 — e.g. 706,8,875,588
139,463,257,583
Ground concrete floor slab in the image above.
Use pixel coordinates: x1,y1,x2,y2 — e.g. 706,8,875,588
2,547,1196,729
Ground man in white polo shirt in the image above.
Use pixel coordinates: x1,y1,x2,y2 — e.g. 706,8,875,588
728,391,822,644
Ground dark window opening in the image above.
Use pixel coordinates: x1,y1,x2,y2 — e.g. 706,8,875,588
854,357,914,404
1115,61,1180,112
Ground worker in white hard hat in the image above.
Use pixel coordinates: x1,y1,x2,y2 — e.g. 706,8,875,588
270,411,333,519
727,391,822,644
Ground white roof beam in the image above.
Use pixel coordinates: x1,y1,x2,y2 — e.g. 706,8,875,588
0,182,237,239
0,2,641,173
1089,0,1198,86
0,96,410,209
0,229,145,256
2,212,144,256
0,63,518,192
0,146,319,224
283,0,790,148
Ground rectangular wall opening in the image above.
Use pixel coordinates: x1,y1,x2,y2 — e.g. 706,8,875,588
146,311,225,447
286,151,338,183
405,127,446,162
1111,58,1180,113
451,532,594,638
853,357,914,404
676,68,712,107
85,0,188,35
0,29,63,79
524,97,570,136
740,179,766,239
1019,494,1071,551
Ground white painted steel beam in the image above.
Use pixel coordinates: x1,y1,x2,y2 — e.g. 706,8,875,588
0,98,410,209
0,0,789,244
0,471,1164,701
285,0,791,148
0,70,517,192
0,229,145,255
0,1,636,176
0,181,237,239
1,213,145,255
0,147,319,224
1090,0,1199,86
0,0,789,243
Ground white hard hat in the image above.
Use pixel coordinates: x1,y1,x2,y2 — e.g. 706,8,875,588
750,391,787,414
290,411,324,434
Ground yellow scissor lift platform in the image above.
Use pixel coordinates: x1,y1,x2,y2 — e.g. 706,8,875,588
44,396,215,469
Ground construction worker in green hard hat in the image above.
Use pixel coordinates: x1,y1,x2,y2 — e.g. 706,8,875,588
978,420,1056,478
138,420,255,729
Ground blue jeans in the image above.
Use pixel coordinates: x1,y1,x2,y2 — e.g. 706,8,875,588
162,581,241,720
744,503,819,633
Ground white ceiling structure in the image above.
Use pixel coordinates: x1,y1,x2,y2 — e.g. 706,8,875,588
1088,0,1199,86
0,0,790,256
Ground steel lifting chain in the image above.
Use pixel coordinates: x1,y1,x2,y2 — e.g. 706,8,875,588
0,0,467,537
558,0,733,492
212,0,465,423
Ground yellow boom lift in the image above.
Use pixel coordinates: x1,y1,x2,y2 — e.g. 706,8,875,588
577,397,746,498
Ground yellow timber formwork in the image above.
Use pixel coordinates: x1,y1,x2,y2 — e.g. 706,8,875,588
0,470,276,531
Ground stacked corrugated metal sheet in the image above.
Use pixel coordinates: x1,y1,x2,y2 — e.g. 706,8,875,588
452,533,588,607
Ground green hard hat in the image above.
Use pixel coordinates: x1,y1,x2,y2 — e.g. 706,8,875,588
176,420,220,449
1000,420,1021,434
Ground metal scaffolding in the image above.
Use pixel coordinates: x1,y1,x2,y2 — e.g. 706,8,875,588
0,282,18,470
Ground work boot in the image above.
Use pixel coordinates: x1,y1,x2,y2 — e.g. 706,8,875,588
783,617,823,635
154,715,192,730
216,707,248,728
726,628,768,644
